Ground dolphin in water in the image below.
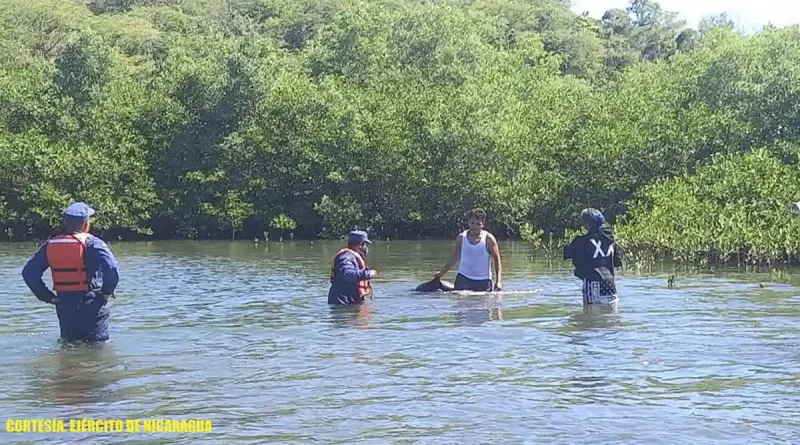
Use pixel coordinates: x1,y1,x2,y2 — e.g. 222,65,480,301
414,276,455,292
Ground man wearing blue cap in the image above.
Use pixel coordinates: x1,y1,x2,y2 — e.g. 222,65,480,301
328,230,378,305
22,202,120,343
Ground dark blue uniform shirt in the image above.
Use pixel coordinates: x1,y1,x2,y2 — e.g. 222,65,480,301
22,233,120,342
328,250,372,305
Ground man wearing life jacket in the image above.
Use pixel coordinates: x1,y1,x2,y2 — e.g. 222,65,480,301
433,207,503,292
22,202,120,343
328,230,377,305
563,207,623,305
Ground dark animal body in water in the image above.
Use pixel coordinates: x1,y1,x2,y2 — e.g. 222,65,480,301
415,277,455,292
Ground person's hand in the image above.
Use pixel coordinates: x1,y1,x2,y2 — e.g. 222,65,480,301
370,270,378,278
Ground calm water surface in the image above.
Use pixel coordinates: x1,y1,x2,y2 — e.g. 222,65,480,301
1,240,799,444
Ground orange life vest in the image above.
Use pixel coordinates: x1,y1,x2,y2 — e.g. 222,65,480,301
330,248,372,298
46,232,91,293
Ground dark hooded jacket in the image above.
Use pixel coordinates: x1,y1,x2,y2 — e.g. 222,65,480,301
564,222,622,282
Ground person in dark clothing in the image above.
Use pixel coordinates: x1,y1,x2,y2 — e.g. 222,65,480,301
328,230,378,305
21,202,120,343
563,208,622,305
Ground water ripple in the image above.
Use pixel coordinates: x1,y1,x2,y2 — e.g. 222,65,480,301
1,240,800,443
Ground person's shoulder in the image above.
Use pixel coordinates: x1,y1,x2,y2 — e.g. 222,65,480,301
599,226,616,239
86,235,111,251
484,230,499,243
570,232,590,245
336,249,356,260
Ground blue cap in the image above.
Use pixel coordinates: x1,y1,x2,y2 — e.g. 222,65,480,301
580,207,606,230
63,202,95,221
348,230,372,244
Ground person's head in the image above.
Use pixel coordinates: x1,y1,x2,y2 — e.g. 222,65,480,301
580,207,606,232
465,207,487,233
347,230,372,256
62,202,95,233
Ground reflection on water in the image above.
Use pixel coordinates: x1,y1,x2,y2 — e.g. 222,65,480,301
29,343,121,407
568,303,621,330
449,292,504,326
328,303,372,330
560,303,623,349
1,240,799,444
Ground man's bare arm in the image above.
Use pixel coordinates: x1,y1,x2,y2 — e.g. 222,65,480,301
435,235,463,277
487,234,502,290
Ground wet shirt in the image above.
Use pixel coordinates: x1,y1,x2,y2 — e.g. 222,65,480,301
328,250,372,305
22,233,120,302
563,224,622,282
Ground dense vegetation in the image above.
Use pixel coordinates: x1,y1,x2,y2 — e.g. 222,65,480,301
1,0,799,265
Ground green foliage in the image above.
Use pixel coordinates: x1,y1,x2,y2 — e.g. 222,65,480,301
618,148,800,267
55,31,113,110
0,0,798,267
270,214,296,231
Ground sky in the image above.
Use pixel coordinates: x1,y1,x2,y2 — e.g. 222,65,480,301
569,0,800,31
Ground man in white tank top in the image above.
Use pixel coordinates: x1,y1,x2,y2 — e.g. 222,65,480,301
433,208,503,291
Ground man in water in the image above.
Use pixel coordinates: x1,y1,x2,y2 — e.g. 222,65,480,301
433,207,503,291
563,207,622,305
21,202,120,343
328,230,378,305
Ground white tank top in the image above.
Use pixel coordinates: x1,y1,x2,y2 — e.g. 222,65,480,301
457,230,491,280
